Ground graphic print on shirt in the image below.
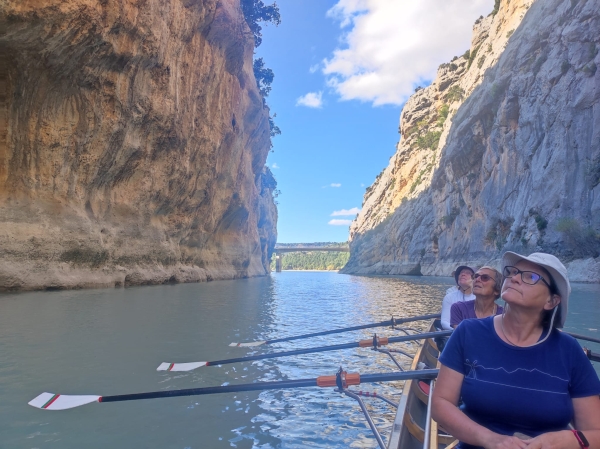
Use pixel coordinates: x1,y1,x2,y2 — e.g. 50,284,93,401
464,359,569,394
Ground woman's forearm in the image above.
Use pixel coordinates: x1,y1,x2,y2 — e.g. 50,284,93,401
432,397,491,444
432,397,510,448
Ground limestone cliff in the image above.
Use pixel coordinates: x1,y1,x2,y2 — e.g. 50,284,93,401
0,0,278,291
343,0,600,281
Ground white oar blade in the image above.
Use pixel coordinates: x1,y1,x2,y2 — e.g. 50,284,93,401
157,362,208,372
28,392,100,410
228,341,266,347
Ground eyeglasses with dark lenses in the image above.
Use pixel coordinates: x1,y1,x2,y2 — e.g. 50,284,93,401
474,273,493,282
503,266,551,288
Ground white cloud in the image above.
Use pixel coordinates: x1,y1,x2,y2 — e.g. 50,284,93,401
328,219,353,226
309,64,320,73
272,163,280,169
323,0,493,105
331,207,361,216
296,91,323,108
330,183,342,187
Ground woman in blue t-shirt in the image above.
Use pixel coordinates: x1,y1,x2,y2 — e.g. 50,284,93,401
432,252,600,449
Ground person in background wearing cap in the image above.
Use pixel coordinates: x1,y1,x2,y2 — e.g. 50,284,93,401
450,266,504,328
440,265,475,330
432,252,600,449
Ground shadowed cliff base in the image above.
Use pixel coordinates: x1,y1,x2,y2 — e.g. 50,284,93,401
0,0,277,292
343,0,600,282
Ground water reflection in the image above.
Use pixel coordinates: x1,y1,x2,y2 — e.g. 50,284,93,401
253,272,454,448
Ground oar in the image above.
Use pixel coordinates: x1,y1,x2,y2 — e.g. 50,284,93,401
565,332,600,345
28,368,439,411
229,313,441,347
157,330,452,372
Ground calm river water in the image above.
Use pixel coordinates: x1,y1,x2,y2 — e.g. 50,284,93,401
1,272,598,448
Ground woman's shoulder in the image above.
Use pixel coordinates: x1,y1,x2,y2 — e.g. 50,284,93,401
553,329,585,349
455,315,495,334
443,289,462,302
451,299,474,311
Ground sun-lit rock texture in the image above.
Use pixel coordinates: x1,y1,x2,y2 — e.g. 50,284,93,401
0,0,277,291
343,0,600,281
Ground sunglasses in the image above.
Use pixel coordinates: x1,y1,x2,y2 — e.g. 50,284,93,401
503,266,551,289
473,273,493,282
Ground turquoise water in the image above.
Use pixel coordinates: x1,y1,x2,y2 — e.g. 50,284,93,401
0,272,598,448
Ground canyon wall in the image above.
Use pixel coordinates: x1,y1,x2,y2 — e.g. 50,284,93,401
0,0,277,291
343,0,600,281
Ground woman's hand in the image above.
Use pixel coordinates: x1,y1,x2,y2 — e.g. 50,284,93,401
522,430,579,449
482,434,529,449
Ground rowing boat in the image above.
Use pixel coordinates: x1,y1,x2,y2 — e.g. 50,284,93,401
387,319,457,449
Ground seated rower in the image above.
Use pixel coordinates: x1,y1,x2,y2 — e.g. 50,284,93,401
440,265,475,330
432,252,600,448
450,266,504,328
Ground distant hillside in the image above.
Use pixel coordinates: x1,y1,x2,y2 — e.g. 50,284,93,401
275,242,349,248
272,243,349,270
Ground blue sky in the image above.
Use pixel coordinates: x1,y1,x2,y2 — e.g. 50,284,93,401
257,0,493,243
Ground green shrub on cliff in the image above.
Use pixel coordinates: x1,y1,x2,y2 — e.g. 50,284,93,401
490,0,501,16
436,104,449,126
253,58,274,97
445,86,464,103
417,131,442,151
467,45,481,69
555,218,600,258
241,0,281,48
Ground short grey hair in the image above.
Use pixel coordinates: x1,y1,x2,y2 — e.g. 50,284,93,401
477,266,503,299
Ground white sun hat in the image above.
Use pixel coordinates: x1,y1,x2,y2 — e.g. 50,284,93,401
502,251,571,328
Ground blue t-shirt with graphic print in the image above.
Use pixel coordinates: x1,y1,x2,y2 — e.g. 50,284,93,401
439,317,600,449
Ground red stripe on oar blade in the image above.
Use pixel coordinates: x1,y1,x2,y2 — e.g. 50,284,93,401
42,394,60,409
168,363,175,371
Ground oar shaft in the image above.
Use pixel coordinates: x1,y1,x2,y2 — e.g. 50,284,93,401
100,378,318,403
360,370,438,384
566,332,600,345
100,369,440,403
210,330,452,367
387,330,452,345
210,340,364,365
264,313,441,344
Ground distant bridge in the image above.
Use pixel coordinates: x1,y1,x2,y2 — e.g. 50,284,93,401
272,245,350,272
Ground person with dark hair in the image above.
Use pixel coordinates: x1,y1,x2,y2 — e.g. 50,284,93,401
440,265,475,330
450,266,504,328
432,252,600,448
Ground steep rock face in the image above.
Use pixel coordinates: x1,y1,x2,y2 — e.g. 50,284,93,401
0,0,277,291
343,0,600,281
